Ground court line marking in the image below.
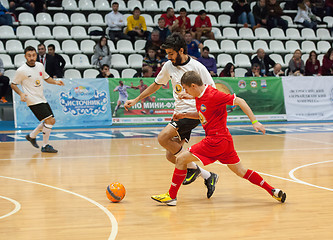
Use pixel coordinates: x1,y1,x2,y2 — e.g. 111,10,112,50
289,160,333,191
0,195,21,219
0,176,118,240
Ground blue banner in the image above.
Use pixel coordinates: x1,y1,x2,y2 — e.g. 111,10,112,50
13,78,112,128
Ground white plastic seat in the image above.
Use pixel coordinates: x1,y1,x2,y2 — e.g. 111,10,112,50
107,40,118,53
36,12,54,25
206,1,221,13
62,40,81,54
211,27,223,40
80,39,95,54
323,16,333,28
44,40,62,53
317,41,331,54
175,0,190,12
116,39,135,54
127,0,143,11
220,1,233,13
53,13,72,26
239,28,256,40
144,0,159,11
35,26,53,40
88,26,105,40
79,0,95,10
60,54,73,68
109,69,120,78
134,40,146,54
269,53,286,67
122,68,137,78
237,40,253,54
16,26,35,40
53,26,72,40
270,28,288,40
285,40,300,53
4,69,16,81
316,28,332,40
190,1,205,12
234,54,251,68
204,39,220,53
217,53,233,67
187,14,196,26
128,53,143,68
6,40,24,54
72,54,91,69
88,13,106,26
118,0,128,11
253,40,271,53
159,0,173,11
218,14,237,27
111,54,129,68
0,54,14,68
141,14,154,27
64,69,82,79
62,0,79,10
222,27,241,40
318,54,324,63
301,28,317,40
284,53,293,66
0,41,6,53
220,40,238,53
95,0,111,11
301,41,317,53
0,26,16,39
281,15,298,28
235,68,247,77
286,28,303,40
254,28,272,40
14,54,26,68
71,26,89,40
83,69,99,78
207,14,219,27
269,40,289,54
71,13,89,26
301,53,309,63
18,12,37,26
24,39,40,49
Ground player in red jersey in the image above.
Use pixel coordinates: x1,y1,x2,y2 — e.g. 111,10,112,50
151,71,286,206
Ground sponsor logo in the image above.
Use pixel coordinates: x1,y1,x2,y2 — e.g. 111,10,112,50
175,84,182,93
261,80,267,88
200,104,206,112
199,112,207,125
238,80,246,88
250,80,257,88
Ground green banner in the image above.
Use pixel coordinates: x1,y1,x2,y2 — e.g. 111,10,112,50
109,77,286,125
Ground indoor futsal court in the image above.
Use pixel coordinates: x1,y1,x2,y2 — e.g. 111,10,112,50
0,121,333,239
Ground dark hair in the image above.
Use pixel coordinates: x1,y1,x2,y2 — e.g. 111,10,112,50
325,48,333,59
96,36,110,55
179,7,187,12
221,62,234,77
238,0,246,3
251,63,260,69
112,2,119,6
202,46,210,52
181,71,203,86
47,44,55,50
37,43,46,49
158,17,165,21
133,7,140,12
100,64,110,70
24,46,37,54
162,33,188,54
308,50,317,60
199,10,206,15
166,7,173,12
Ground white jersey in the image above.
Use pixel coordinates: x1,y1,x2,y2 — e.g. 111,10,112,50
155,57,216,113
12,62,50,106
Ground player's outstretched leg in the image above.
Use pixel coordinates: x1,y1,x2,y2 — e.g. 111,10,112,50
25,134,39,148
204,172,219,199
272,189,287,203
25,122,44,148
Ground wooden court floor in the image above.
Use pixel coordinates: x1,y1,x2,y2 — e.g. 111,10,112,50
0,123,333,239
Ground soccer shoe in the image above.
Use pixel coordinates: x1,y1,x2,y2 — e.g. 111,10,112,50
151,193,177,206
182,166,201,185
41,144,58,153
25,134,39,148
204,172,219,199
272,189,286,203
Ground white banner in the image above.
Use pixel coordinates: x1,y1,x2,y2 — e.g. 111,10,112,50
282,76,333,121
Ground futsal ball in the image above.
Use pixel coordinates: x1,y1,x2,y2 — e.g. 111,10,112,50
106,182,126,203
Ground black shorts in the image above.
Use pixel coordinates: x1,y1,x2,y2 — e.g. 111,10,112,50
169,118,200,142
29,102,54,121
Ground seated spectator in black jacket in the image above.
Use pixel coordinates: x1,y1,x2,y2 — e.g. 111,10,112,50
37,43,59,78
251,48,275,76
267,63,284,77
253,0,268,27
245,63,263,77
96,64,114,78
9,0,34,14
47,44,65,78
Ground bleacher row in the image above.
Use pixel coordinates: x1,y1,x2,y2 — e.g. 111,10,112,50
1,0,333,79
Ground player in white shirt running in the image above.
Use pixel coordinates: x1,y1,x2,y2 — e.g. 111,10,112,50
11,46,65,153
124,33,219,199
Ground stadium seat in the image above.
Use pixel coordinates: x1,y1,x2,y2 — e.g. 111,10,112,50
220,1,233,13
88,13,106,26
190,1,204,12
318,54,324,63
36,12,54,25
118,0,128,11
269,40,289,54
301,28,317,40
286,28,304,40
134,39,146,54
6,40,24,54
254,28,272,40
54,13,72,26
323,16,333,28
270,27,288,40
286,40,301,53
111,54,129,68
217,53,233,67
80,39,95,54
211,27,224,40
95,0,111,11
64,69,82,79
14,54,26,68
4,69,16,81
122,68,137,78
44,40,62,53
284,53,293,66
187,14,196,26
316,28,332,41
60,54,73,68
204,39,221,53
53,26,72,40
71,13,89,26
62,0,79,10
0,54,14,68
317,40,331,54
253,40,271,53
239,27,256,40
0,41,6,53
220,40,238,53
206,1,221,13
234,54,251,68
301,41,317,53
237,40,253,54
127,0,143,11
0,26,16,39
234,68,247,77
128,54,143,68
72,54,91,69
79,0,95,10
16,26,35,40
116,39,136,54
141,14,155,27
207,14,219,27
83,69,99,78
144,0,159,11
281,15,298,28
71,26,89,40
108,69,119,78
269,53,286,67
62,40,81,54
301,53,309,63
107,40,118,53
35,26,53,40
24,39,40,50
175,0,190,12
18,12,37,26
222,27,241,40
159,0,173,11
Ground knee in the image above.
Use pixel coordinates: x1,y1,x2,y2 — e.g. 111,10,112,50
45,117,56,125
175,154,186,166
157,132,169,146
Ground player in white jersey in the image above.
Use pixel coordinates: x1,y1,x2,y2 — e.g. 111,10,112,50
113,80,131,117
11,46,64,153
125,33,218,199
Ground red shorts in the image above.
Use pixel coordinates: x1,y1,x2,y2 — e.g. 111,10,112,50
188,135,240,165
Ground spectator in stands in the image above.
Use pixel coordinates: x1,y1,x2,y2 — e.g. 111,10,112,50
325,0,333,16
311,0,325,18
305,50,321,76
267,63,284,76
126,7,150,43
266,0,288,30
96,64,114,78
144,30,166,60
46,0,62,8
0,57,10,103
251,48,275,76
133,65,154,78
143,47,162,77
92,36,111,68
197,47,217,77
47,44,65,78
321,48,333,76
9,0,34,15
37,43,59,79
0,3,13,26
34,0,46,14
219,62,235,77
231,0,259,29
105,2,130,42
193,10,215,40
161,7,176,32
253,0,268,28
245,63,263,77
184,31,203,60
172,8,193,36
288,49,305,76
294,0,318,30
153,17,171,42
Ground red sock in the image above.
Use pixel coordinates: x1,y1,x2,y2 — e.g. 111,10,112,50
168,168,187,199
243,169,274,196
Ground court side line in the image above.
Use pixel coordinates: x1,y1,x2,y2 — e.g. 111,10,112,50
0,196,21,219
289,160,333,191
0,176,118,240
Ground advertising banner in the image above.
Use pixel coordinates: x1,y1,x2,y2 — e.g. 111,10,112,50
282,76,333,121
14,78,112,128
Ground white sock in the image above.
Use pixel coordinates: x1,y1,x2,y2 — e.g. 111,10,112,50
30,122,44,138
198,166,211,179
42,123,53,147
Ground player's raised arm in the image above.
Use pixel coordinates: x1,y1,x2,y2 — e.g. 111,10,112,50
234,97,266,134
45,77,64,86
124,82,161,111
